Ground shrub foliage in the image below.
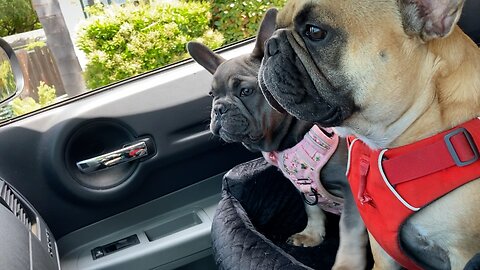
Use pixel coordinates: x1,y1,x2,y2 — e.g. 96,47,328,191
209,0,287,44
0,0,41,36
77,0,287,89
0,81,56,121
77,1,224,89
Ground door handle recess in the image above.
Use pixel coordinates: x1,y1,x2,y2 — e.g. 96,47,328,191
76,140,149,173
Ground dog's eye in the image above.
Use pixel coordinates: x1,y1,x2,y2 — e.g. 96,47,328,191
240,88,254,97
208,91,214,98
305,25,327,41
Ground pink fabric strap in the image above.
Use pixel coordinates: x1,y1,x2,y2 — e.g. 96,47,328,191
263,125,344,215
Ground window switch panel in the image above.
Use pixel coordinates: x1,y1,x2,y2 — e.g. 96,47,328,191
91,234,140,260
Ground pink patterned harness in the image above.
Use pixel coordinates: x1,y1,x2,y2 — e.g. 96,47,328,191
263,125,344,215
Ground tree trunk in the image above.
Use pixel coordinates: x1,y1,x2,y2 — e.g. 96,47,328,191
31,0,86,96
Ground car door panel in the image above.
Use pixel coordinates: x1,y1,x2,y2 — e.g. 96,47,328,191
0,40,257,268
58,173,222,270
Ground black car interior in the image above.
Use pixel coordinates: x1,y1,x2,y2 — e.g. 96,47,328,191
0,38,258,270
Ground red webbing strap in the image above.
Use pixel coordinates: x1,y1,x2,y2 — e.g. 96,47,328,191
382,128,477,185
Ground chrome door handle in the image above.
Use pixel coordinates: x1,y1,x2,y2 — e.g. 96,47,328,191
76,141,149,173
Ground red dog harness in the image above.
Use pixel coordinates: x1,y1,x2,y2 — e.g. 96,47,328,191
347,118,480,269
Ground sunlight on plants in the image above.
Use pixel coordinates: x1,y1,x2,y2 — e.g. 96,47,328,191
77,1,225,89
9,81,56,117
76,0,287,89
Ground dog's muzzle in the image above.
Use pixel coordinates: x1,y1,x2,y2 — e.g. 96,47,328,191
210,102,261,143
259,30,355,127
259,32,335,126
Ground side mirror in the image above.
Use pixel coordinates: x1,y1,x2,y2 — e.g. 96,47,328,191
0,38,24,107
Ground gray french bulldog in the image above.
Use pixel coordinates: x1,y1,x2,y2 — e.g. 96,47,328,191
188,9,368,270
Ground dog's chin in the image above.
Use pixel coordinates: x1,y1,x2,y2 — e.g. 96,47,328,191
241,142,258,152
259,81,287,114
218,128,263,145
291,101,347,127
314,106,346,127
218,129,243,143
259,79,287,114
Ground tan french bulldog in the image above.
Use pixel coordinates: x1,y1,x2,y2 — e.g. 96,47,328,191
258,0,480,269
188,9,368,269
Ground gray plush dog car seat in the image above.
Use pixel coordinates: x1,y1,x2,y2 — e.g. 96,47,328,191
211,158,343,270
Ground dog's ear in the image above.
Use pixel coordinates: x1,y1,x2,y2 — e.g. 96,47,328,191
399,0,465,41
187,41,225,74
251,8,278,59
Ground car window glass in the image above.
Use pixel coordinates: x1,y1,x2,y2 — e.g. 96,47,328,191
0,0,286,122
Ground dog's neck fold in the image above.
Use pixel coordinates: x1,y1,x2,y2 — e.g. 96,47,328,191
355,27,480,149
390,27,480,147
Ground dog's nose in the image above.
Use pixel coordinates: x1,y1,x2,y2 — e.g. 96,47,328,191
266,38,279,57
214,104,228,116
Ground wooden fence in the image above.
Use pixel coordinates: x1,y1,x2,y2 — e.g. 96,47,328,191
16,46,66,101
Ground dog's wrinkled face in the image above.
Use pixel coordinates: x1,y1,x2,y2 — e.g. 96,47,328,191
188,9,311,152
259,0,467,147
193,53,306,152
260,0,406,128
260,2,356,126
207,55,288,151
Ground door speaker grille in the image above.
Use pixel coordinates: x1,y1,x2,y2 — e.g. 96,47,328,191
0,183,38,237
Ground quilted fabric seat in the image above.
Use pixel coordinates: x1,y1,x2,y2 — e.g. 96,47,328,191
211,158,342,270
459,0,480,45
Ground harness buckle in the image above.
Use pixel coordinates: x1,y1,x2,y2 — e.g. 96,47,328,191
444,127,479,167
302,187,318,206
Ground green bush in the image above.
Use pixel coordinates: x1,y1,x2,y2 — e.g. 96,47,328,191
77,1,224,89
0,0,41,36
10,81,56,117
11,97,41,116
209,0,287,45
25,40,46,51
37,81,56,107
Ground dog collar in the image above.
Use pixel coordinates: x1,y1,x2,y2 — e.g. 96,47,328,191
347,118,480,269
263,125,343,214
